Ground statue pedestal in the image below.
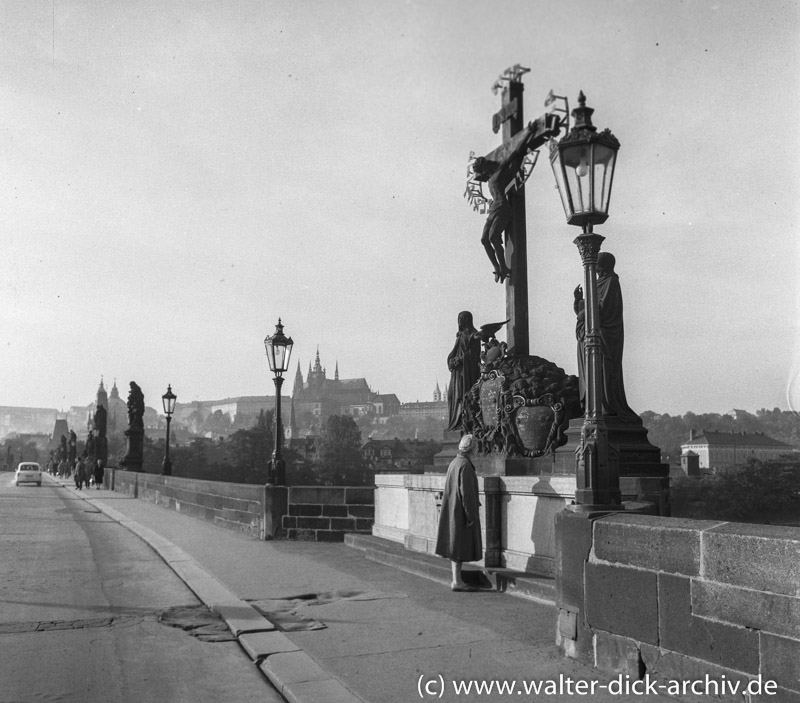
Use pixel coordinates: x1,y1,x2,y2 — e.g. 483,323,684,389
121,428,144,472
472,453,574,477
435,439,575,477
558,417,670,514
433,418,670,514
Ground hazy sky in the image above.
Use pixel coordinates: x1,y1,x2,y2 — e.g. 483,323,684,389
1,0,798,416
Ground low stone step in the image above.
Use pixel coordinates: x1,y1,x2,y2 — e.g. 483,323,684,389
345,533,555,604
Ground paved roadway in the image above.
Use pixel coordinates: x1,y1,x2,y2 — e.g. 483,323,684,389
0,472,282,703
70,484,697,703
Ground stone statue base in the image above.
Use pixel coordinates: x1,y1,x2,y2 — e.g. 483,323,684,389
558,417,670,514
97,436,109,468
121,428,144,472
433,436,574,477
434,416,670,514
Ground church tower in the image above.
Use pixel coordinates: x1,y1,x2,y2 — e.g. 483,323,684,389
108,379,122,434
96,378,109,411
286,397,298,441
293,361,304,398
308,347,326,389
335,361,339,381
89,377,110,432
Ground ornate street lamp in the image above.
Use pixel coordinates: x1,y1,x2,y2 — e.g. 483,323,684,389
550,92,622,509
264,318,293,485
161,384,176,476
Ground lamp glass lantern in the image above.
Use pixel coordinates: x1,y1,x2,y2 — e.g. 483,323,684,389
264,318,294,377
549,91,619,229
162,384,177,416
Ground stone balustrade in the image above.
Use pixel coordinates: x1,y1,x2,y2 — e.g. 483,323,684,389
556,512,800,701
105,469,374,542
282,486,374,541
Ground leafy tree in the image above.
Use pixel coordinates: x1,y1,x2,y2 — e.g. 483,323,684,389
284,446,318,485
142,435,161,473
201,409,232,436
296,410,321,436
225,409,274,483
3,439,41,465
671,456,800,524
314,415,368,486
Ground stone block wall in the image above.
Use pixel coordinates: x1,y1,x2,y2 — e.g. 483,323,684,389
107,469,269,539
106,471,375,542
373,474,409,543
282,486,374,542
560,513,800,701
372,473,576,573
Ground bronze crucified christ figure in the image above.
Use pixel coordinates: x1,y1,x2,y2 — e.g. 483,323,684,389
473,115,559,283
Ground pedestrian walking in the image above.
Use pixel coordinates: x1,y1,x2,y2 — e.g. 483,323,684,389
93,460,104,489
435,433,483,591
74,457,86,490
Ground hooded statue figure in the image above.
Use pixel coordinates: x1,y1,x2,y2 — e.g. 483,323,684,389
446,311,482,433
574,252,639,423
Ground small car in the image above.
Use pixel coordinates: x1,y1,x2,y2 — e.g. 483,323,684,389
15,462,42,487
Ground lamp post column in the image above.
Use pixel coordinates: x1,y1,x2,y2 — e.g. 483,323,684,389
271,376,285,486
162,415,172,476
574,227,620,508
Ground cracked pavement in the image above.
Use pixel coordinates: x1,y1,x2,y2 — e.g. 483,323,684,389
0,473,282,703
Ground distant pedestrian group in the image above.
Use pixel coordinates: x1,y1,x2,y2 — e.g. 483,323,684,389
74,458,104,490
48,455,103,489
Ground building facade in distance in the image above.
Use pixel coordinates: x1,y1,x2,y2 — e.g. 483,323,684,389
0,406,58,440
680,428,795,473
398,381,448,420
361,438,442,473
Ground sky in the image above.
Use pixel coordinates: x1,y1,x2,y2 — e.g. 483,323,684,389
0,0,798,417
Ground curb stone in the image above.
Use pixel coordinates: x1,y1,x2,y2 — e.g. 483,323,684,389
62,482,367,703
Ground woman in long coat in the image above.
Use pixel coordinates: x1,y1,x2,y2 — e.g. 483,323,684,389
93,460,105,489
435,434,482,591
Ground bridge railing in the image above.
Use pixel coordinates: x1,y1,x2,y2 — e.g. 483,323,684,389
105,469,373,542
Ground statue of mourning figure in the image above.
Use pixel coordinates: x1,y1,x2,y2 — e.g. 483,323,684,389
573,251,640,424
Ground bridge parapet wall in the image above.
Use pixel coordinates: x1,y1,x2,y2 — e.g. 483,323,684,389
105,470,374,542
557,512,800,701
282,486,374,541
107,469,269,538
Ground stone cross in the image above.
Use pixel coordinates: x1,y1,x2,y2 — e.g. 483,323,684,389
477,72,559,357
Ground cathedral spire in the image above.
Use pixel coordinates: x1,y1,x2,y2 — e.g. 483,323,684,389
97,377,109,410
286,397,298,440
335,361,339,381
293,361,304,397
308,346,326,387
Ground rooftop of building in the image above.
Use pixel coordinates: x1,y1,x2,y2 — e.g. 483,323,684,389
683,430,794,448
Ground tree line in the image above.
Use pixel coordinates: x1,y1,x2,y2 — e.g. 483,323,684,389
641,407,800,466
138,410,369,486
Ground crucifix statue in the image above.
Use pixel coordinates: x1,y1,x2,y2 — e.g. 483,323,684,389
468,66,561,357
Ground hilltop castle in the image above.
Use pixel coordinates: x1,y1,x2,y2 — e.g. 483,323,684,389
292,349,400,424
